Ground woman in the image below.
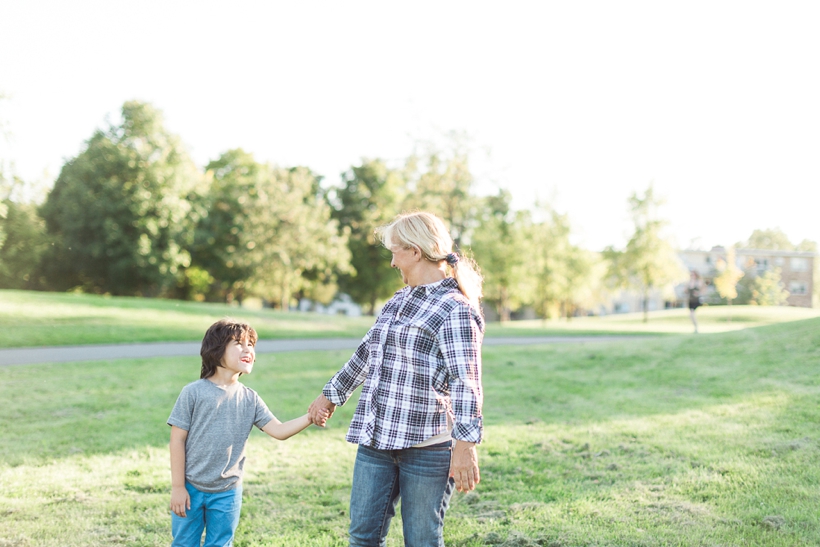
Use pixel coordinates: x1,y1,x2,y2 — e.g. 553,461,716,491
308,211,484,547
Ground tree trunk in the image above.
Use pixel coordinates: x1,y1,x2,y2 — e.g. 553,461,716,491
280,274,290,312
642,290,649,323
499,286,511,322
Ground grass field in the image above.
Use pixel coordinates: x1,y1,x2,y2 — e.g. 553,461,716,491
2,315,819,546
2,289,818,348
0,290,375,348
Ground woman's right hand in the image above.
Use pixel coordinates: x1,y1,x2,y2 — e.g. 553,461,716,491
450,440,481,492
308,394,336,426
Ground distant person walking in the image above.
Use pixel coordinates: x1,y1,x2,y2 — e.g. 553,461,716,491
688,270,703,333
308,211,485,547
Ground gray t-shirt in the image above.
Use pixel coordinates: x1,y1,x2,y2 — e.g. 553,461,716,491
168,379,275,492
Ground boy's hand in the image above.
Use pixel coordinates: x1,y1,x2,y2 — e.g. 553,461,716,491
313,408,331,427
170,486,190,517
308,394,336,426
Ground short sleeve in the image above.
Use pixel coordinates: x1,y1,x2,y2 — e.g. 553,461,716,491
167,385,194,431
253,392,275,430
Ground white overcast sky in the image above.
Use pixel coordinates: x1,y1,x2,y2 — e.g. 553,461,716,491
1,1,818,251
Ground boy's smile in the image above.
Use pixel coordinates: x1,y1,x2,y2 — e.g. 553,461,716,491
219,337,256,378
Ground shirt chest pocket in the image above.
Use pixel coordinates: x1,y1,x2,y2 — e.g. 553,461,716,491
385,320,437,359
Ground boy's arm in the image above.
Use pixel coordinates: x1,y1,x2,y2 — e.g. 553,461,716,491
261,413,320,440
169,426,190,517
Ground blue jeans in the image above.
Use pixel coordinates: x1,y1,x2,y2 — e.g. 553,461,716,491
349,441,454,547
171,482,242,547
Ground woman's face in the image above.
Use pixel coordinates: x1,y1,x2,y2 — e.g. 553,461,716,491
390,244,416,284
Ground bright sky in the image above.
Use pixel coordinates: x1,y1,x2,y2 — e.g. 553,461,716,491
1,1,818,251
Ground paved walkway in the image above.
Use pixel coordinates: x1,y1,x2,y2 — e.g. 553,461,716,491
0,336,646,366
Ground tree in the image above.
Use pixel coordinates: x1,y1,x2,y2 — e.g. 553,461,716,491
713,247,744,320
751,267,790,306
529,205,574,320
740,228,794,250
0,190,48,289
192,152,351,308
403,138,481,247
470,191,533,321
190,149,267,303
330,159,405,314
605,184,688,322
241,165,351,310
39,101,201,295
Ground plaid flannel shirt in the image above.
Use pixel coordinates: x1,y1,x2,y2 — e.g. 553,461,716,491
323,277,484,450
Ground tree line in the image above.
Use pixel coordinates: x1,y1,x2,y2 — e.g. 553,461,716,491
0,101,813,317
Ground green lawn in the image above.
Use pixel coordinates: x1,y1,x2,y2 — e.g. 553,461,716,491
490,304,820,336
2,289,818,348
0,290,375,347
1,317,819,545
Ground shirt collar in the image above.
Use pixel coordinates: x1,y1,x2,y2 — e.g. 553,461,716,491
410,277,457,296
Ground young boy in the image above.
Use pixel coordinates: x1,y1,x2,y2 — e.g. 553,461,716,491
168,318,326,547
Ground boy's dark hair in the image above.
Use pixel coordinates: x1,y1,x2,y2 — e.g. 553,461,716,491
200,318,258,379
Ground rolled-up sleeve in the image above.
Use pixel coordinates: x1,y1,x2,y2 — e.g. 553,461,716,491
322,330,372,406
438,305,483,443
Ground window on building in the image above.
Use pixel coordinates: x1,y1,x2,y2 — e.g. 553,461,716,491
789,281,808,295
790,257,809,272
774,257,784,267
754,258,769,273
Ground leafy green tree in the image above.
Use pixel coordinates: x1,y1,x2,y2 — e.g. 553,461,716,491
330,159,405,314
39,101,201,295
556,245,601,319
470,191,533,321
527,204,598,320
0,95,49,289
605,184,688,322
251,166,351,310
192,150,351,308
751,267,790,306
0,198,48,289
190,149,265,303
403,143,480,247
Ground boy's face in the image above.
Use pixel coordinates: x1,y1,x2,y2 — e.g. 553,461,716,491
220,335,256,376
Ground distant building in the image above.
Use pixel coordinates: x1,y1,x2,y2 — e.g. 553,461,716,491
678,246,816,308
603,246,817,314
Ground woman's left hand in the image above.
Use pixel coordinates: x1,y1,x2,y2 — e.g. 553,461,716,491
450,440,480,492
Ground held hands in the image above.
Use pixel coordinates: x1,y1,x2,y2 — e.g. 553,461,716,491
308,394,336,427
450,440,480,493
170,485,190,517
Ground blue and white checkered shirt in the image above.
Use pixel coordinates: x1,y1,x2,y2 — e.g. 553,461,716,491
323,277,484,450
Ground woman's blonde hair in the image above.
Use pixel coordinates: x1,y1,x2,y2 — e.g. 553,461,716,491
376,211,483,309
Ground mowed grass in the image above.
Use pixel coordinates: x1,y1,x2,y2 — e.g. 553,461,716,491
491,305,820,336
2,289,819,348
2,318,819,546
0,290,375,348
